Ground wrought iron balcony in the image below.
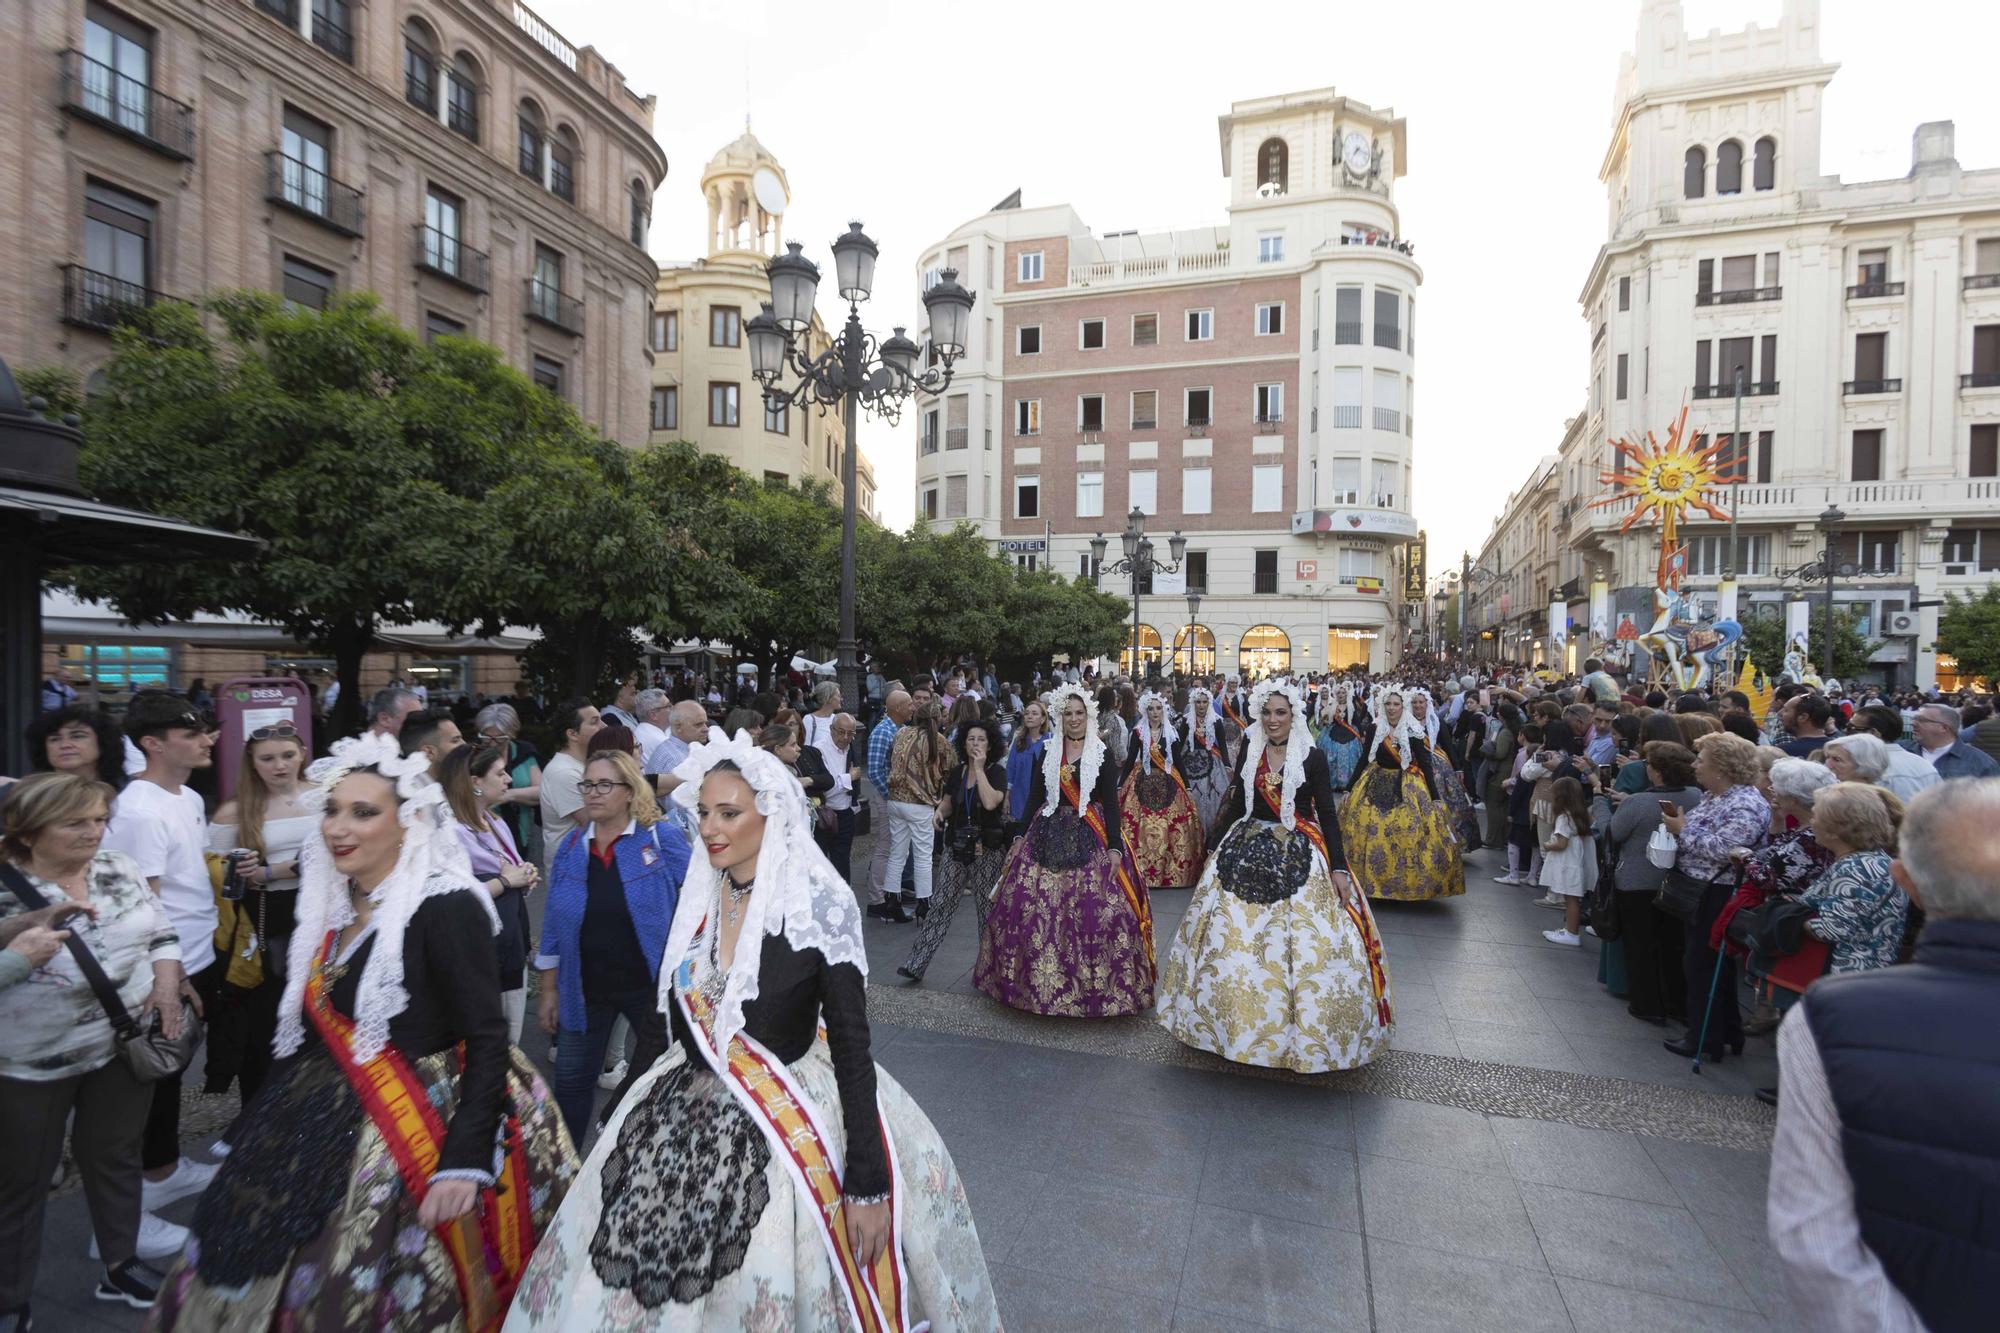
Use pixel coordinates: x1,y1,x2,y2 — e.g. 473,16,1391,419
1963,372,2000,390
252,0,352,64
945,426,969,449
1184,414,1209,436
1256,413,1285,433
1843,379,1902,395
413,224,489,293
1333,322,1362,345
58,50,194,160
525,278,584,335
60,264,178,333
1695,286,1783,306
265,151,363,236
1846,282,1905,300
1330,405,1362,430
1692,380,1779,399
1963,274,2000,291
1373,323,1401,349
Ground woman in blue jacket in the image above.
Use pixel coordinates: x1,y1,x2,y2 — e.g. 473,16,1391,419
535,749,690,1143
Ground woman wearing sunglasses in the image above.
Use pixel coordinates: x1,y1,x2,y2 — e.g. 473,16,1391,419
203,722,312,1148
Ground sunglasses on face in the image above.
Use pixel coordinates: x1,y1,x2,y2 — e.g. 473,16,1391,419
577,779,629,796
249,723,300,741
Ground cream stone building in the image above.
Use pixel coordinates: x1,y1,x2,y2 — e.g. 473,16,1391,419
2,0,668,444
911,88,1426,676
647,131,875,518
1546,0,2000,689
1468,445,1566,666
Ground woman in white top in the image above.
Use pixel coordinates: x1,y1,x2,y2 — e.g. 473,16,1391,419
205,723,316,1140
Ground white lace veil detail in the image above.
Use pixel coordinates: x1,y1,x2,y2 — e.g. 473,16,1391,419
1238,678,1310,830
1039,683,1104,815
1410,687,1440,748
1134,691,1179,772
1369,683,1424,759
658,728,866,1057
1184,687,1219,751
273,732,496,1065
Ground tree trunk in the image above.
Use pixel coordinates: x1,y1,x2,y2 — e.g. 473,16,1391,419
327,620,373,745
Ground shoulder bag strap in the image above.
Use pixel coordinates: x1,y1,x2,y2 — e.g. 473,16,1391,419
0,862,140,1039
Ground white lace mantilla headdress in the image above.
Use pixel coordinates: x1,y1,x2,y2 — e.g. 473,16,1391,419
1409,686,1440,748
658,728,866,1057
1238,678,1310,830
1039,682,1105,816
1369,683,1424,758
274,732,494,1065
1184,687,1220,751
1133,691,1179,772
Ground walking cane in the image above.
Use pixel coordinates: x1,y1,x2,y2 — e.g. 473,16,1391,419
1689,944,1728,1075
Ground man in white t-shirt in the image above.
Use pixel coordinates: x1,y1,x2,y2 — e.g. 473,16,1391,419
101,693,221,1218
538,698,604,872
631,688,671,762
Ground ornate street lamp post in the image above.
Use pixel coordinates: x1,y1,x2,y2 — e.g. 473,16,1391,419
752,224,975,709
1089,506,1186,683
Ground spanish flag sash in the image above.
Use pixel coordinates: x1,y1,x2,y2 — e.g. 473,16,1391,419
1255,759,1393,1027
1062,763,1156,965
674,947,924,1333
304,934,534,1333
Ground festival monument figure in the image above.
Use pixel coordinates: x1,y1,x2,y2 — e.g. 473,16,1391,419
974,684,1156,1017
506,728,998,1332
1340,685,1465,901
1158,680,1393,1072
155,733,576,1333
1119,692,1205,890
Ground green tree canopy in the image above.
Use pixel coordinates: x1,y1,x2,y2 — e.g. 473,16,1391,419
1740,607,1877,684
1936,586,2000,686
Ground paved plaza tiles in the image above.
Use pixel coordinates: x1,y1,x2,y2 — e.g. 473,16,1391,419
38,832,1786,1332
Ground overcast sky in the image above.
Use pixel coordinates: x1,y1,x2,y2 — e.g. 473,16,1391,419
544,0,1999,567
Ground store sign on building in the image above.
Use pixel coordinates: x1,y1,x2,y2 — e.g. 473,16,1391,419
1296,559,1319,581
999,538,1047,553
1405,530,1427,598
1290,509,1421,540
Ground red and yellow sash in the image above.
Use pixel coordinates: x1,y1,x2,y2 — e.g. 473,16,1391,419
1218,696,1247,730
1126,741,1190,801
305,934,533,1333
1192,720,1225,760
1256,760,1393,1027
1063,763,1156,965
674,949,922,1333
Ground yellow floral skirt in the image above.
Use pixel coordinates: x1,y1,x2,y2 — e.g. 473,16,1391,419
1340,766,1466,901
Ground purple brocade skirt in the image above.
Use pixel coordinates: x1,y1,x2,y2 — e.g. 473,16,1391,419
973,803,1156,1018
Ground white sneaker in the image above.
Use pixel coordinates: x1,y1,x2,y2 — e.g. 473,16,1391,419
1582,924,1599,938
1492,873,1522,885
89,1211,188,1262
1543,928,1583,947
141,1157,217,1212
597,1059,630,1091
1534,895,1565,909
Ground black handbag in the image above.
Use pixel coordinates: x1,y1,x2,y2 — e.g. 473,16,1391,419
1,862,204,1082
1654,868,1717,923
1588,881,1623,942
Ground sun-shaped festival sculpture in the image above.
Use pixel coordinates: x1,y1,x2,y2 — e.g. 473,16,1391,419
1591,402,1733,588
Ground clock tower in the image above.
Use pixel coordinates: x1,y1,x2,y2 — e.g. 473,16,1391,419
702,127,789,260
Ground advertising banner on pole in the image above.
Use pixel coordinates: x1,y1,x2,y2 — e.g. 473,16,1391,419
1784,600,1811,656
1549,601,1568,666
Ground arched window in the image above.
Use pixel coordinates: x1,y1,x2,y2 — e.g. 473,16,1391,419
403,18,439,112
1716,139,1743,195
516,99,545,180
1171,624,1216,674
1239,625,1291,676
629,177,650,247
549,124,579,204
1683,145,1706,199
1257,137,1288,194
1753,136,1776,191
446,52,481,141
1119,625,1163,677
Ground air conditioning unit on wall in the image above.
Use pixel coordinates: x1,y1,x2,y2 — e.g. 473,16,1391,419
1886,611,1919,636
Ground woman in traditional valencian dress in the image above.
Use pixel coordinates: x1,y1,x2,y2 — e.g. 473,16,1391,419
156,733,575,1333
1411,689,1482,849
1119,692,1205,890
1341,685,1465,901
1158,681,1393,1071
1178,687,1236,844
505,728,998,1332
974,685,1156,1017
1314,681,1367,793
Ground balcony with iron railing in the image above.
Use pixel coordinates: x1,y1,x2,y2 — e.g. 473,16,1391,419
1334,321,1363,345
265,151,363,236
1962,274,2000,291
1846,282,1905,300
413,224,490,292
1373,323,1402,350
1373,407,1401,432
1843,379,1902,395
60,264,180,333
58,50,195,160
1692,380,1779,399
1255,413,1284,434
919,431,938,456
945,427,969,449
1964,372,2000,390
252,0,353,63
1331,404,1362,430
1184,414,1209,436
525,278,584,335
1695,286,1782,306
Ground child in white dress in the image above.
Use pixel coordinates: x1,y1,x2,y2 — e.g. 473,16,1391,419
1539,777,1597,947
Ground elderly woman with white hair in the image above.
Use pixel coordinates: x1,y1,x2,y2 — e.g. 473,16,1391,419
1119,692,1204,890
1822,732,1939,804
1801,782,1910,974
